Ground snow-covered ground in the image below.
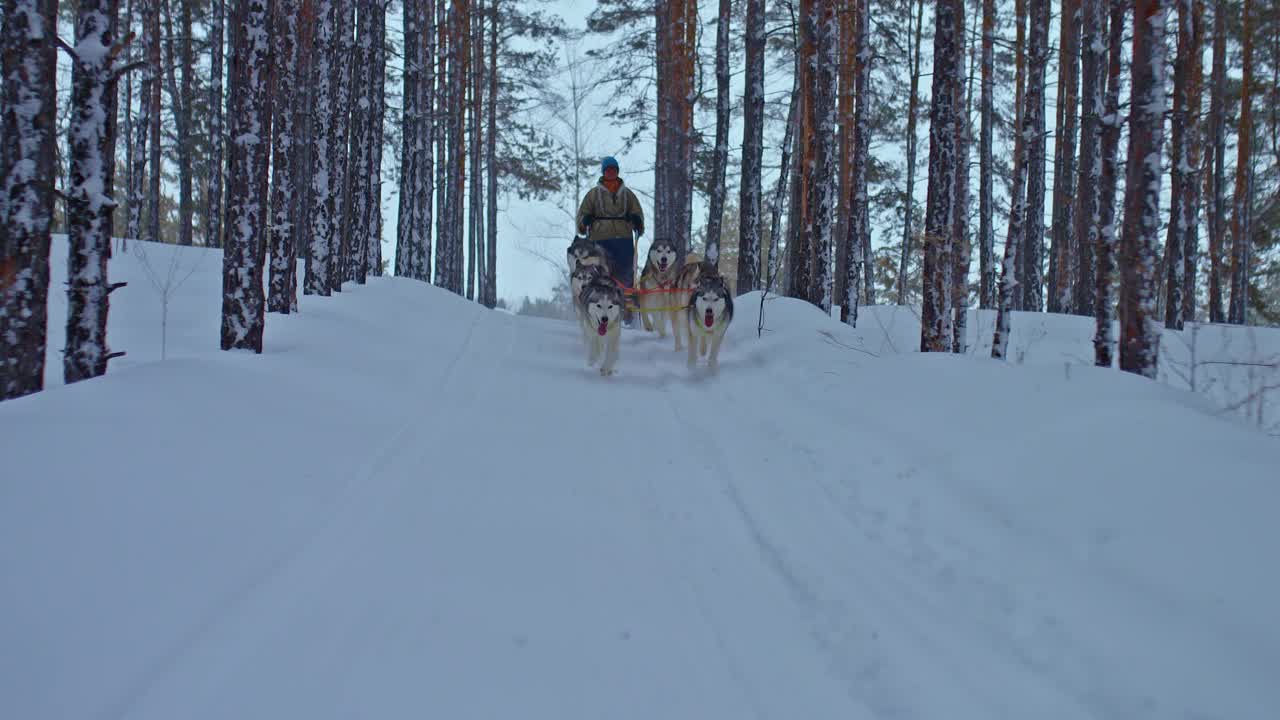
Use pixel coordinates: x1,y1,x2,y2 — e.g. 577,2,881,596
3,237,1278,719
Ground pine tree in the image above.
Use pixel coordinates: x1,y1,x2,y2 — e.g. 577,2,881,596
896,0,924,306
1094,0,1124,367
127,0,154,243
64,0,129,384
414,0,435,283
1118,0,1168,378
1228,0,1254,324
485,0,498,306
160,0,196,247
367,0,387,278
737,0,764,294
1048,0,1080,313
1003,0,1027,313
1022,0,1048,311
208,0,225,248
843,0,870,323
1180,0,1205,323
269,0,301,312
1073,0,1105,318
922,0,962,352
804,0,837,312
1163,0,1204,328
220,0,273,352
0,0,57,400
952,16,973,354
147,0,161,243
329,0,355,291
703,0,730,266
655,0,696,251
305,0,337,296
1206,0,1227,322
395,0,420,278
978,0,996,309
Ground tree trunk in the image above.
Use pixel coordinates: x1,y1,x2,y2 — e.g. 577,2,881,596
921,0,962,352
1048,0,1080,313
1094,0,1123,367
65,0,125,384
654,0,695,252
329,0,354,291
1228,0,1253,325
305,0,337,296
1163,0,1203,328
802,0,836,312
704,0,730,265
1181,0,1205,323
396,0,419,278
147,0,161,243
897,0,924,305
1021,0,1048,312
269,0,300,311
834,0,853,307
978,0,995,309
766,65,801,291
1118,0,1168,378
467,0,483,301
952,14,973,353
788,0,813,300
290,0,315,308
128,0,153,243
160,0,195,247
221,0,273,352
0,0,57,400
1073,0,1105,319
433,0,448,285
843,0,870,322
1003,0,1027,312
367,0,387,277
208,0,225,247
346,0,371,284
737,0,764,293
485,0,498,306
1206,0,1226,322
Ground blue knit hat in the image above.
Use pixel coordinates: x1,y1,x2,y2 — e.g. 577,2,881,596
601,156,619,173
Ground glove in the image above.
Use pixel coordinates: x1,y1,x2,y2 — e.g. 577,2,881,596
581,213,595,228
628,214,644,235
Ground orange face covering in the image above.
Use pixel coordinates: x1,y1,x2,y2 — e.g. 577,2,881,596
602,177,621,193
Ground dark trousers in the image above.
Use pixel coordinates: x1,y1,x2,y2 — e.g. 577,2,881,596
595,236,635,322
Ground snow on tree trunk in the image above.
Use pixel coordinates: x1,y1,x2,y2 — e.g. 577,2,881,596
897,0,924,306
147,0,160,243
1021,0,1048,312
1163,0,1202,329
328,0,354,292
803,0,836,312
1094,0,1124,368
346,0,373,284
416,0,435,283
979,0,996,309
65,0,127,384
1181,0,1205,324
834,0,853,308
0,0,57,400
269,0,300,312
485,0,498,306
737,0,764,293
159,0,195,247
843,0,870,323
367,1,386,277
466,0,482,301
1073,0,1105,319
395,0,418,278
433,0,447,286
1227,0,1253,325
704,0,730,266
1206,0,1226,323
787,0,813,301
921,0,962,353
220,0,273,352
289,0,316,308
1002,0,1027,313
1118,0,1169,378
1048,0,1080,314
128,0,154,243
208,0,225,248
952,22,973,354
305,0,336,296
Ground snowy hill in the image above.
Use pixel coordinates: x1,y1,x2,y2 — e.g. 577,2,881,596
3,237,1279,719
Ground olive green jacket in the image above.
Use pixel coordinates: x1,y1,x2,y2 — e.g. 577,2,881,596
575,178,645,241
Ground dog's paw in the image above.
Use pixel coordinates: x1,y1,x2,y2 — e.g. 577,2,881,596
600,366,616,377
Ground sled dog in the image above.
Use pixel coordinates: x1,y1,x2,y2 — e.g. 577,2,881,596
567,236,611,275
577,278,625,376
571,263,610,348
669,253,719,352
685,273,734,371
638,238,681,337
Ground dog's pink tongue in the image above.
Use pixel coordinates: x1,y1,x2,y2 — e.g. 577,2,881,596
597,319,608,336
704,309,715,328
659,260,668,270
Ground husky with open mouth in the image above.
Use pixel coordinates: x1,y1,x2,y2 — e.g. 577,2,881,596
669,253,720,352
685,274,734,371
570,263,610,349
577,278,625,376
637,238,681,337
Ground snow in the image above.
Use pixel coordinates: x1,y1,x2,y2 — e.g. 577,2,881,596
4,236,1280,719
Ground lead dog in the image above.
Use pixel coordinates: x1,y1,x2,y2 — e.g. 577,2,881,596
684,273,734,372
570,263,610,351
577,278,625,376
637,238,681,338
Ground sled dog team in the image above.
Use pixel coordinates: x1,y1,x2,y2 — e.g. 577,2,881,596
567,237,734,377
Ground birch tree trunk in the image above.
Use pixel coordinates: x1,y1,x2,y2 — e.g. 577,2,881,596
1094,0,1124,367
1118,0,1168,378
737,0,764,293
922,0,962,352
0,0,57,400
65,0,127,384
220,0,273,352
